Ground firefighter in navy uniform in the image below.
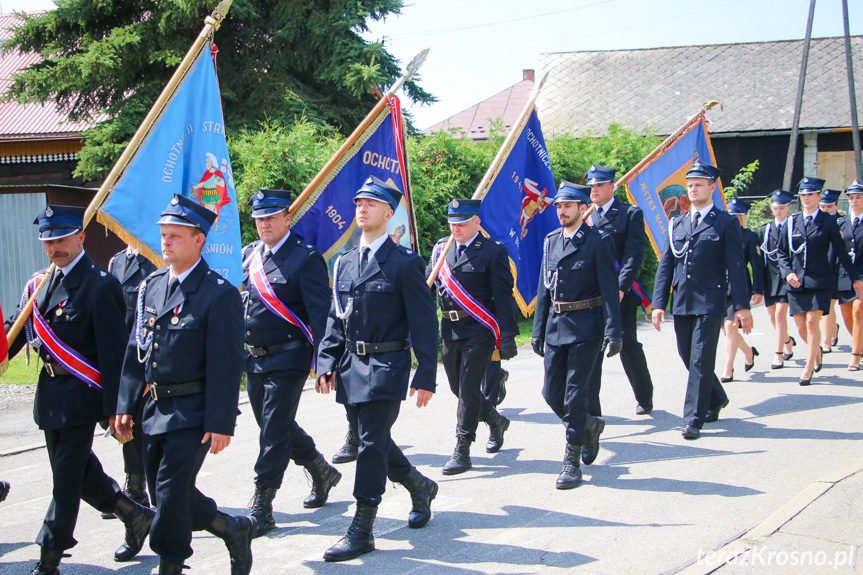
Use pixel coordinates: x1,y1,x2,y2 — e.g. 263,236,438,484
316,176,439,561
103,246,158,519
5,205,154,575
584,164,655,416
532,182,622,489
427,199,519,475
242,189,340,537
114,195,253,575
652,161,753,439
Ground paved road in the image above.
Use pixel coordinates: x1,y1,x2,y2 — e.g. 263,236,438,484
1,306,862,574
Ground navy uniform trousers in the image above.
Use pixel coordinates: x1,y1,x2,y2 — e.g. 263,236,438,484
242,235,331,487
533,226,622,446
117,259,244,561
317,238,438,505
586,200,653,415
6,253,128,551
109,249,158,477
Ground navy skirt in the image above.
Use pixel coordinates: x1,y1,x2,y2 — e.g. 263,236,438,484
788,288,831,315
838,290,860,305
764,294,788,307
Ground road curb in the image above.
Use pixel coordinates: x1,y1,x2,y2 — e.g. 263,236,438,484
675,456,863,574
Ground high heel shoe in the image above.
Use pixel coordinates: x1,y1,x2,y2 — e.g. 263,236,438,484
832,335,839,347
848,353,863,372
745,347,759,372
814,349,822,373
821,346,832,354
720,369,734,383
771,351,784,369
783,337,796,361
799,376,812,386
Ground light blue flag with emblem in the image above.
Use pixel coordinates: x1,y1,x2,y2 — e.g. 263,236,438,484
478,109,558,316
97,45,242,286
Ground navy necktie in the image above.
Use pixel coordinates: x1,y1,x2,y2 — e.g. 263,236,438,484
457,244,466,259
359,247,370,274
165,276,179,307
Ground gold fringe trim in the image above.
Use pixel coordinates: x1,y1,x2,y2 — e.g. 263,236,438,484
97,210,166,268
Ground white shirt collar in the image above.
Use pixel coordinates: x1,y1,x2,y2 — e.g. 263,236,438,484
564,222,585,240
262,231,291,256
170,258,201,284
60,250,86,276
594,197,615,211
125,246,140,257
457,232,480,251
359,233,389,257
692,204,713,223
774,217,787,227
802,208,819,219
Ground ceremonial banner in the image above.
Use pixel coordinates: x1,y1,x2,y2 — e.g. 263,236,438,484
624,119,724,256
477,109,558,316
291,95,418,273
98,45,242,286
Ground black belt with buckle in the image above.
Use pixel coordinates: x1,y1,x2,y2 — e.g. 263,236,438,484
43,362,70,378
552,296,603,313
148,380,204,401
246,340,309,358
442,309,470,321
346,339,411,356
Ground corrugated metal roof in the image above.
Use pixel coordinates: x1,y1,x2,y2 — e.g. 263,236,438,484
424,76,534,140
0,12,97,140
538,36,863,137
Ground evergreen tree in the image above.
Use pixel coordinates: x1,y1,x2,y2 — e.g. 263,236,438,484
4,0,433,179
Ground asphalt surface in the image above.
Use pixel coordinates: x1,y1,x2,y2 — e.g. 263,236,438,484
1,305,862,574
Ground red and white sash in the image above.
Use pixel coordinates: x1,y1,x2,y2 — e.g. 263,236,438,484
27,274,102,391
433,242,501,349
248,248,315,362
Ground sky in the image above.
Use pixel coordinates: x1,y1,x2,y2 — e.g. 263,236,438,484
5,0,862,130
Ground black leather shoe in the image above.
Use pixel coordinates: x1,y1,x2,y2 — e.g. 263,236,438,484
303,452,342,508
29,548,63,575
832,335,839,347
703,399,729,424
324,502,376,562
497,369,509,405
158,559,189,575
206,512,254,575
744,347,759,372
399,467,438,528
0,481,9,503
442,437,472,475
719,370,734,383
635,404,653,415
485,410,510,453
113,494,156,562
556,444,582,489
682,425,701,439
332,426,359,464
799,377,812,386
582,416,604,465
783,336,796,360
248,485,278,537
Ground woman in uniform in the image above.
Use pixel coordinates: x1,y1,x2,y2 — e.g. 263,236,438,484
760,190,796,369
836,181,863,371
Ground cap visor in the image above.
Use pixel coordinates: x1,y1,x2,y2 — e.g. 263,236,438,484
157,215,199,227
251,207,288,218
38,227,80,241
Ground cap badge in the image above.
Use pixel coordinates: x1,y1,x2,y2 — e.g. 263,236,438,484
452,200,459,209
257,191,264,199
590,165,597,171
803,178,810,183
45,207,53,217
170,197,179,205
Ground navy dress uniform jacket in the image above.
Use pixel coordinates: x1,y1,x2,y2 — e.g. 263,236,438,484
317,237,438,405
837,215,863,292
589,200,646,309
108,250,158,332
653,207,749,316
759,221,789,299
242,235,330,372
736,228,765,297
776,210,860,290
428,234,519,341
117,259,244,437
532,225,622,345
7,253,127,430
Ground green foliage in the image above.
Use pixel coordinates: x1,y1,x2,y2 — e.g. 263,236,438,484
723,160,760,200
4,0,434,180
745,196,773,231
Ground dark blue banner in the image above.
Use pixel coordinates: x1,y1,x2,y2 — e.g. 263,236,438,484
478,109,558,316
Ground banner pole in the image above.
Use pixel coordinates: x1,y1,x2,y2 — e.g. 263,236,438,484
6,0,233,350
426,72,550,287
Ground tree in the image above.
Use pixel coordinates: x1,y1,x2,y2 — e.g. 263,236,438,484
4,0,434,180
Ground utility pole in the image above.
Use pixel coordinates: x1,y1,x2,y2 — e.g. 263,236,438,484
783,0,817,191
